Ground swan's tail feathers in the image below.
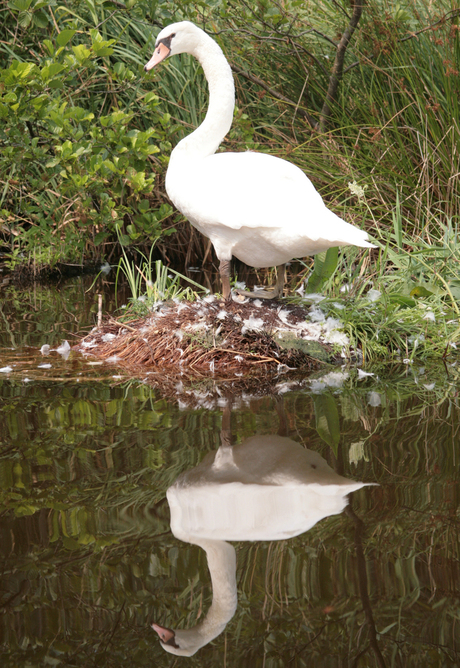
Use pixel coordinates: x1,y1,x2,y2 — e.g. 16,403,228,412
338,225,377,250
336,234,377,250
325,210,377,249
356,238,378,249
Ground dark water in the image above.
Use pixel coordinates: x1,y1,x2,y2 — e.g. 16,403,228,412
0,275,459,667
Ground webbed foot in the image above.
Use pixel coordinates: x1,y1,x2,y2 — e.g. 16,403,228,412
234,264,285,300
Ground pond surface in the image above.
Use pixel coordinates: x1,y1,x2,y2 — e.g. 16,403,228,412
0,275,459,667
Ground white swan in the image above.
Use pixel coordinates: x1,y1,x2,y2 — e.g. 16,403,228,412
152,433,373,656
144,21,376,300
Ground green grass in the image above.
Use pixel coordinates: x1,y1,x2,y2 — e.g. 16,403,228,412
116,243,208,317
288,195,460,362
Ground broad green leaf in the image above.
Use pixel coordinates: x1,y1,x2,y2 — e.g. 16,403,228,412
43,38,54,55
49,79,63,89
41,62,65,81
32,9,48,27
313,394,340,454
388,294,416,308
56,29,76,47
2,92,17,104
72,44,91,63
306,246,339,292
144,91,158,104
9,61,35,80
410,285,434,298
94,231,109,245
18,10,32,27
8,0,32,10
448,280,460,300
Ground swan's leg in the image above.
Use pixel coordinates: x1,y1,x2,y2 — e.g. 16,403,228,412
220,398,232,447
219,259,232,300
272,264,286,297
275,396,288,437
235,264,286,300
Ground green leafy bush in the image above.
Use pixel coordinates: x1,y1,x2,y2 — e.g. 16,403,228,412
0,1,176,269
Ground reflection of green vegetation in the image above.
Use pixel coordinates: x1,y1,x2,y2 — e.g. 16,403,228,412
0,370,459,666
0,277,114,349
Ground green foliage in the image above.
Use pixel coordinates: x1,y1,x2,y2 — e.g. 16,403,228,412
116,243,208,316
306,247,339,293
0,0,176,268
291,207,460,362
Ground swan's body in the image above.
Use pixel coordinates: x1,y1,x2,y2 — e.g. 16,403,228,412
168,435,370,541
153,433,373,656
145,21,375,299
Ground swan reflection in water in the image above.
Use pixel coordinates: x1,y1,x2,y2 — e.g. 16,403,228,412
152,428,373,656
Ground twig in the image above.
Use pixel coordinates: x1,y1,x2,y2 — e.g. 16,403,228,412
399,8,460,42
107,317,137,332
318,0,364,133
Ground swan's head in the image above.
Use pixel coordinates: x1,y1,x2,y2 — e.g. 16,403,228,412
144,21,204,71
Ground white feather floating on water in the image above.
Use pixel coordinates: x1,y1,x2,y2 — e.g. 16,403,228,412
56,340,71,358
367,392,382,407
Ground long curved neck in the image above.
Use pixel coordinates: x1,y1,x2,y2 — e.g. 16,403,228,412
172,540,237,655
172,33,235,161
196,539,238,633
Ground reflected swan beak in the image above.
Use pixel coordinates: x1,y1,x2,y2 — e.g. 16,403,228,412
151,622,176,644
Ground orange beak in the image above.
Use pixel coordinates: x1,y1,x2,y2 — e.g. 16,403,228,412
151,622,175,644
144,42,171,71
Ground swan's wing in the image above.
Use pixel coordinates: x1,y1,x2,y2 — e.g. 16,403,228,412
167,151,374,264
184,151,326,231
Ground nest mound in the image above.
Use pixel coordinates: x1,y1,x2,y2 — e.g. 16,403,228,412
74,297,342,378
